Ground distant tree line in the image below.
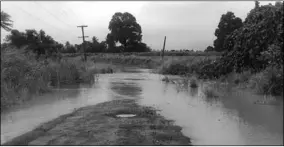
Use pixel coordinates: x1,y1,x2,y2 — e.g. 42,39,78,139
1,11,152,55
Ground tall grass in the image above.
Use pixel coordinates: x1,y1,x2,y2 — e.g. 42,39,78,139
91,54,161,68
1,47,97,111
62,51,222,57
159,55,283,96
159,57,217,76
249,66,283,96
188,75,198,88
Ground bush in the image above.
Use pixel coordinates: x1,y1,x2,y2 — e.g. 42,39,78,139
222,3,283,73
189,76,198,88
234,71,252,84
1,47,97,111
249,66,283,96
1,48,49,111
202,85,219,98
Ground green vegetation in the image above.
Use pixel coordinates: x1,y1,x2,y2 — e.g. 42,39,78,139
0,47,99,112
1,11,13,31
91,54,161,68
202,85,220,98
188,76,198,88
159,2,283,96
212,11,243,52
1,1,283,112
0,10,120,112
62,50,221,58
107,12,151,52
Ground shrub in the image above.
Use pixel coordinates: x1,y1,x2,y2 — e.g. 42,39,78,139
189,76,198,88
234,70,252,84
1,47,97,111
249,66,283,96
202,85,219,98
162,76,170,83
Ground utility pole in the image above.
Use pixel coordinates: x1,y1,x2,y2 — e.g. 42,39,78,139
161,36,167,61
77,25,88,61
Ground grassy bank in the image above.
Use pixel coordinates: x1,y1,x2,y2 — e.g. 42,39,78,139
62,51,222,57
1,47,114,112
3,99,191,145
89,54,218,69
159,58,283,97
90,54,161,68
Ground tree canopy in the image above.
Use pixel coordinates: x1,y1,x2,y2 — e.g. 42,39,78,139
108,12,145,52
5,29,63,57
1,11,13,31
213,11,243,52
221,2,283,72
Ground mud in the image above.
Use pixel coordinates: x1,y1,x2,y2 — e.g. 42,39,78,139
3,99,191,145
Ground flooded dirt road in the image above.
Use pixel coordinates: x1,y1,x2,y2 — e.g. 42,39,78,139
1,68,283,145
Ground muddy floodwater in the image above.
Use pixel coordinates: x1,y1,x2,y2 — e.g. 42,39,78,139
1,68,283,145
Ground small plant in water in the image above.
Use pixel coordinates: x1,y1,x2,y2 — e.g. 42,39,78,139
189,76,198,88
202,85,219,98
162,76,170,83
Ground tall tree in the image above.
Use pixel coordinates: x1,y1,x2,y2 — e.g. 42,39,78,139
108,12,142,51
92,36,99,45
213,11,243,52
106,33,115,52
222,3,283,72
5,29,27,47
205,46,214,52
65,41,71,48
255,1,260,8
1,11,13,31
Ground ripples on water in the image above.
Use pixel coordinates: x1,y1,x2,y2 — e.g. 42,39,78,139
1,68,283,145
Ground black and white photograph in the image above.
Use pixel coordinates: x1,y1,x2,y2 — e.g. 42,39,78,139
1,0,283,146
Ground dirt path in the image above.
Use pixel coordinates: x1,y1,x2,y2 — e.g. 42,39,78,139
3,99,191,145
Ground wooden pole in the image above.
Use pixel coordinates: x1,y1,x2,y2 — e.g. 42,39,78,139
162,36,166,61
77,25,88,61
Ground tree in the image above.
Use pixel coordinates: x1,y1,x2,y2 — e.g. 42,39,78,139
106,33,116,52
62,41,76,53
213,11,243,52
92,36,99,45
125,42,151,52
90,36,101,52
205,46,214,52
5,29,27,47
275,1,282,7
255,1,260,8
99,41,107,52
108,12,142,51
222,3,283,72
1,11,13,31
65,41,71,48
5,29,60,57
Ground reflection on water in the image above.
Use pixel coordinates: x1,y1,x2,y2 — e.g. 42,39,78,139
110,81,142,98
1,68,283,145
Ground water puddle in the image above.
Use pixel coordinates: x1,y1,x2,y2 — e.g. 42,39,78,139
116,114,137,118
1,67,283,145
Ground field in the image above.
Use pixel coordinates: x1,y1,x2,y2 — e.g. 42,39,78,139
61,51,222,58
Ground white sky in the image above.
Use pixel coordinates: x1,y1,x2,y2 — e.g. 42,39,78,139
1,1,275,51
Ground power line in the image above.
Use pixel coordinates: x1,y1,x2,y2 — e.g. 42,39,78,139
33,2,80,38
15,5,62,31
14,4,77,44
66,7,85,25
33,2,75,28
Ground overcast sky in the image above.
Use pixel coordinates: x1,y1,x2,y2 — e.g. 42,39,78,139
1,1,274,51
